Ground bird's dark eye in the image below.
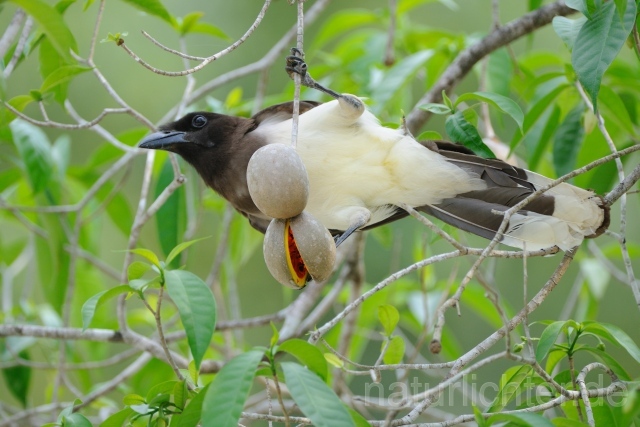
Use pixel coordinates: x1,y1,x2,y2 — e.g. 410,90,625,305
192,115,207,128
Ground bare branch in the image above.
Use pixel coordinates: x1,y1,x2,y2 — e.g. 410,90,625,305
3,15,32,78
406,1,575,133
0,9,26,58
119,0,272,76
4,102,132,130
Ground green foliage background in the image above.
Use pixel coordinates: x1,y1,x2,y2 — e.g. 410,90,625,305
1,0,640,426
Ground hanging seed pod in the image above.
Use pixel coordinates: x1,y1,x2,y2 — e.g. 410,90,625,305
247,144,309,219
263,212,336,289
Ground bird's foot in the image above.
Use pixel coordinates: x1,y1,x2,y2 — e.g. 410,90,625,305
285,50,308,80
285,48,342,100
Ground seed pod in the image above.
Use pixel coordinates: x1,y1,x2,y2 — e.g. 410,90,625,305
263,212,336,289
247,144,309,219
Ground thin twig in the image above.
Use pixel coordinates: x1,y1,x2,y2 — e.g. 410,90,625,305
290,0,305,149
0,9,26,58
4,103,131,130
162,0,332,122
3,16,32,78
119,0,272,76
154,285,186,381
89,0,106,61
577,82,640,309
406,2,575,133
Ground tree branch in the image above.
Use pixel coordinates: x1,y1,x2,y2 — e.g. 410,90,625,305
405,1,575,134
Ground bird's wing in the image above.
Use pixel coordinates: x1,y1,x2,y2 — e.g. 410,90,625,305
251,100,321,127
364,140,606,249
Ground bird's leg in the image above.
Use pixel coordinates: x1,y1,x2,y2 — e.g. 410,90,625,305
285,49,364,119
334,209,371,247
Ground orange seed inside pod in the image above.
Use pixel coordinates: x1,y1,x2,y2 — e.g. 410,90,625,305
284,219,310,288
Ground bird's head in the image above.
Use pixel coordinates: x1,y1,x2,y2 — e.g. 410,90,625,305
138,111,257,193
138,112,236,157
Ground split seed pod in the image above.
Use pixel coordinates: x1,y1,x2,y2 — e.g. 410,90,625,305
263,212,336,289
247,144,309,219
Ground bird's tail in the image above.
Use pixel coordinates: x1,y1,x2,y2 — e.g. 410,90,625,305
418,145,610,250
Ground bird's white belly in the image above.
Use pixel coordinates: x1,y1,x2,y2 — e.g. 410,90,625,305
253,106,485,230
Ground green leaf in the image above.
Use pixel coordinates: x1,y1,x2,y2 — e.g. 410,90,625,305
155,158,185,266
173,380,187,410
454,92,524,132
201,350,264,427
445,111,495,158
486,48,513,97
552,419,591,426
553,104,585,177
416,130,443,140
371,50,434,114
418,103,451,115
40,65,92,93
61,413,92,427
578,346,631,381
383,336,405,365
282,362,355,427
523,83,571,133
347,408,372,427
489,412,555,426
52,135,70,179
553,16,587,50
1,350,31,407
584,322,640,364
146,380,179,403
277,339,328,381
0,95,33,127
269,322,279,348
166,237,210,266
81,285,131,330
8,0,77,62
127,248,161,268
123,393,146,405
9,119,53,194
511,82,570,152
572,0,636,111
536,320,567,362
525,105,561,171
312,9,378,49
566,0,590,17
164,270,216,371
127,261,151,281
599,85,637,136
377,304,400,337
324,353,344,369
188,22,229,39
580,258,610,300
472,404,489,426
99,407,134,427
170,383,209,427
613,0,628,21
487,365,533,412
177,11,204,35
118,0,174,24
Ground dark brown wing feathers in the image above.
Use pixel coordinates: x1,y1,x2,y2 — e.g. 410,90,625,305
362,140,558,239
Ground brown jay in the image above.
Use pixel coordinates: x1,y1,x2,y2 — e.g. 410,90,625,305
139,57,608,250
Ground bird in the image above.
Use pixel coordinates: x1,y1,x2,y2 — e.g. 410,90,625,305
139,55,609,251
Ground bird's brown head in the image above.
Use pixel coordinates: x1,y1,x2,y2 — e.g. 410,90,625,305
141,112,249,173
139,112,237,157
138,111,258,197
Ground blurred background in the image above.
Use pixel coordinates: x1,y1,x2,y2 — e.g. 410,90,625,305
1,0,639,421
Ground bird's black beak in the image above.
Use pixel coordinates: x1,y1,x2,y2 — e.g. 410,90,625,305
139,131,187,151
